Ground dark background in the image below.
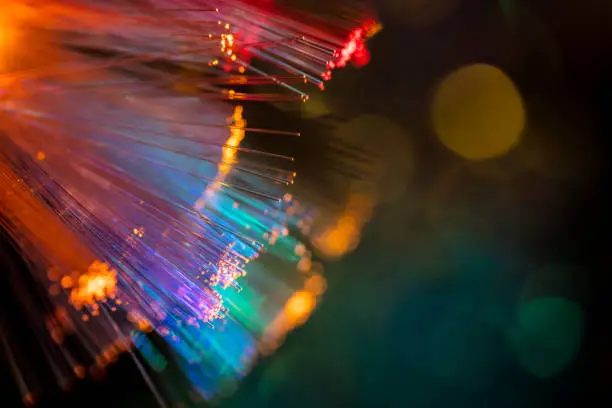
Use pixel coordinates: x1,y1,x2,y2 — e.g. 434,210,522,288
2,0,611,407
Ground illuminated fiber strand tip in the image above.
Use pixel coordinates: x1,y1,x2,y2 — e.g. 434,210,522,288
1,0,374,89
0,0,377,405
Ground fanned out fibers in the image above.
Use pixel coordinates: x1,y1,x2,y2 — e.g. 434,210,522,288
0,0,376,406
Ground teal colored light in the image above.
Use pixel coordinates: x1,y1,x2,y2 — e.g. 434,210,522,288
510,297,583,378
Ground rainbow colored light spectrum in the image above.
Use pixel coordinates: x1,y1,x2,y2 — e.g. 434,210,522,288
0,1,376,406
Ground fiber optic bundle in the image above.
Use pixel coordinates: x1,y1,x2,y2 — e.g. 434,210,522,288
0,1,376,405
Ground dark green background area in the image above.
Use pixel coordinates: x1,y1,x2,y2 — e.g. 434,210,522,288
2,0,611,407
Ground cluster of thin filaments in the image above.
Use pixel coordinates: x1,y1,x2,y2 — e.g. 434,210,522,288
0,0,374,405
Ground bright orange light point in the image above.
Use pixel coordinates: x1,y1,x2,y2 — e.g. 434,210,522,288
74,365,86,379
284,291,316,325
136,318,153,333
219,106,246,176
69,261,118,308
313,215,359,257
60,275,73,288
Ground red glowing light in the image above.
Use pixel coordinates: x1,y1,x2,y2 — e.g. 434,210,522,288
323,24,372,81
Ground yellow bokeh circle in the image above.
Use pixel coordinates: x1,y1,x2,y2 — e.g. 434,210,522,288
432,64,525,160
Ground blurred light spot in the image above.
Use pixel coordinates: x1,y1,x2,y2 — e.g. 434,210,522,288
36,151,46,161
73,365,86,379
313,215,360,258
509,297,583,378
294,243,307,256
259,271,324,357
313,194,374,259
297,256,312,272
60,275,73,289
103,346,119,364
304,274,327,296
284,290,316,326
47,266,61,282
432,64,525,160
